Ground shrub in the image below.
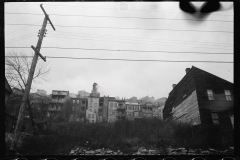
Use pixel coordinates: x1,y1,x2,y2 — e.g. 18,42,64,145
18,119,233,154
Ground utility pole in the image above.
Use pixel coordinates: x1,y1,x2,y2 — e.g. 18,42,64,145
10,4,55,150
27,99,37,135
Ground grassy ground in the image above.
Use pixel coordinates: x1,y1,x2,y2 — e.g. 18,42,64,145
9,118,233,155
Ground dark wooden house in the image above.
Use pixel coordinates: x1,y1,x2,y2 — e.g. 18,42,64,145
5,77,17,133
163,66,234,130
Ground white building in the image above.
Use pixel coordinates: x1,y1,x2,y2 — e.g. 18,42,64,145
86,83,100,123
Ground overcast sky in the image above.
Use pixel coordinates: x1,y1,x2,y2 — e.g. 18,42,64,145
5,2,233,100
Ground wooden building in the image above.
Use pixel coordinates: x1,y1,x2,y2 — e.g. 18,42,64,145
5,77,17,133
163,66,234,130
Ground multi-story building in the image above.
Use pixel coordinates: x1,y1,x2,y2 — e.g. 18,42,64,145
99,96,115,122
163,66,233,130
86,83,100,123
116,99,126,121
125,102,141,120
108,100,118,123
107,99,126,123
47,90,69,119
69,98,88,122
141,103,153,118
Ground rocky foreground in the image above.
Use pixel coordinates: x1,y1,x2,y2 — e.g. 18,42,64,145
69,146,234,155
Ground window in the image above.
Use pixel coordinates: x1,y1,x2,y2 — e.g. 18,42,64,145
225,90,232,101
73,100,75,103
82,101,85,104
90,98,93,102
94,109,96,113
211,112,219,125
207,90,214,100
88,114,91,118
92,120,94,123
77,100,79,103
114,103,118,109
89,109,92,112
92,114,94,118
110,102,113,108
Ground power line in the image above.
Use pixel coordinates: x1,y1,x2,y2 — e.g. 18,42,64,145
5,56,233,63
5,21,41,35
5,12,233,22
46,33,232,50
5,33,36,44
7,3,233,17
6,32,36,42
5,46,233,55
5,23,233,33
48,30,233,47
47,33,232,50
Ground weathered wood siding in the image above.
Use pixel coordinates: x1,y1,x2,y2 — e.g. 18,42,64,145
172,90,200,125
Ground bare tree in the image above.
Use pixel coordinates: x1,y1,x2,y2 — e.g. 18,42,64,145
5,50,50,135
5,50,50,91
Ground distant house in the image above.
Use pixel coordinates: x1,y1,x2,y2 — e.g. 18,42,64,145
69,98,88,122
141,103,153,119
107,100,118,123
163,66,233,130
48,90,69,119
115,99,126,121
99,96,115,122
5,77,17,133
125,102,141,120
107,99,126,123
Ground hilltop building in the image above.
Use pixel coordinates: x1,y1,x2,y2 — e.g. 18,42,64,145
69,98,87,122
86,83,100,123
47,90,69,119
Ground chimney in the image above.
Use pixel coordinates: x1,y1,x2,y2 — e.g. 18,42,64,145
185,68,190,74
172,84,176,88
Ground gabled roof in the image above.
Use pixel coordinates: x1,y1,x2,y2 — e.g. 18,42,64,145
5,77,12,93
